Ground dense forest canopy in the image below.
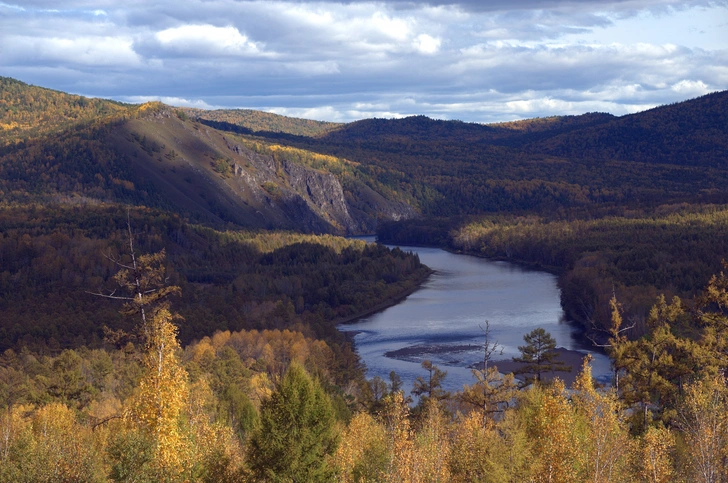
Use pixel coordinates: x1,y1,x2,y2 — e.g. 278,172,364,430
0,204,428,363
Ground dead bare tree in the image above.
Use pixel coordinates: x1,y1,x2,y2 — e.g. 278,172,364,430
460,321,517,426
87,211,180,341
585,294,635,391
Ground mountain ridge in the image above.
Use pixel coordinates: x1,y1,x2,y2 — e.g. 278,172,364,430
3,76,727,230
0,80,414,234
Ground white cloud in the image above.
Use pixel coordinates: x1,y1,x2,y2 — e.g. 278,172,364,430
119,95,218,109
155,24,266,57
268,106,348,122
1,34,141,67
413,34,441,54
671,79,710,95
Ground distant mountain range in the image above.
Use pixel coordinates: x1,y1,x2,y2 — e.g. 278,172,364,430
2,76,727,232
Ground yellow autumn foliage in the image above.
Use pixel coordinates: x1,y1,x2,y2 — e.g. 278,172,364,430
124,307,189,479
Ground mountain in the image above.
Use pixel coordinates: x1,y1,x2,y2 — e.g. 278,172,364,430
315,91,728,168
5,76,725,229
252,91,728,216
0,78,432,355
0,77,413,234
515,91,728,167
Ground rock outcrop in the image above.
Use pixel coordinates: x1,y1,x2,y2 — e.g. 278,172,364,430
115,113,416,235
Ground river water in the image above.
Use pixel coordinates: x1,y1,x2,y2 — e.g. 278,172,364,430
339,239,612,395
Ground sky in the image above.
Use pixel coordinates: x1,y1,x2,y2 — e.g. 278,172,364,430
1,0,726,123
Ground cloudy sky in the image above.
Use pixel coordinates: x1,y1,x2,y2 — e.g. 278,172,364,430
1,0,726,123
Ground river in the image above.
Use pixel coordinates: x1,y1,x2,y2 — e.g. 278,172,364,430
339,239,612,395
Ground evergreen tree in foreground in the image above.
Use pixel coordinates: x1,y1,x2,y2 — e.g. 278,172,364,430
248,362,339,482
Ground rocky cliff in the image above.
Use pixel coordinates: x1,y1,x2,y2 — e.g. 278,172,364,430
109,108,414,234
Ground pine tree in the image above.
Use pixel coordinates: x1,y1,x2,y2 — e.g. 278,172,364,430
613,296,683,429
460,321,517,426
513,328,570,384
248,362,339,482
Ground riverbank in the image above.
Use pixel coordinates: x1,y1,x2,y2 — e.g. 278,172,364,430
488,347,600,386
378,237,608,355
334,267,433,326
338,244,614,393
383,344,603,387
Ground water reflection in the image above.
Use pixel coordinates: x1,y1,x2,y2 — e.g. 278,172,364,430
339,239,612,395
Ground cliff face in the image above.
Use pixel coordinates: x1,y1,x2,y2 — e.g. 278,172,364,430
226,140,358,233
110,109,414,234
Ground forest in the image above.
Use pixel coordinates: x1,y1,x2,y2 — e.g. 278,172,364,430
4,76,728,481
4,257,728,482
0,204,429,370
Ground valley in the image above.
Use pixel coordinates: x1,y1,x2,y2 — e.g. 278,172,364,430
2,76,728,481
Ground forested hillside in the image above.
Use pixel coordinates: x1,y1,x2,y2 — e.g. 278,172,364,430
0,78,414,235
518,90,728,167
0,77,134,145
220,92,728,216
379,204,728,339
0,205,429,361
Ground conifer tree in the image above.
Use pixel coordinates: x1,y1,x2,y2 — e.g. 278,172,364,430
513,328,570,384
92,216,189,480
613,296,683,429
247,362,339,482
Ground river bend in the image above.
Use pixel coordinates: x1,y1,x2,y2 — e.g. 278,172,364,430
339,240,612,395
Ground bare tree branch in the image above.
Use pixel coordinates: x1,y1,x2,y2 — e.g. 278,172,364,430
103,252,135,270
91,415,122,431
85,290,135,301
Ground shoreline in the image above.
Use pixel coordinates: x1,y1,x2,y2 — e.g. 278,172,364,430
487,347,596,386
334,267,433,327
382,344,597,387
339,240,610,389
378,235,563,276
378,236,605,357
